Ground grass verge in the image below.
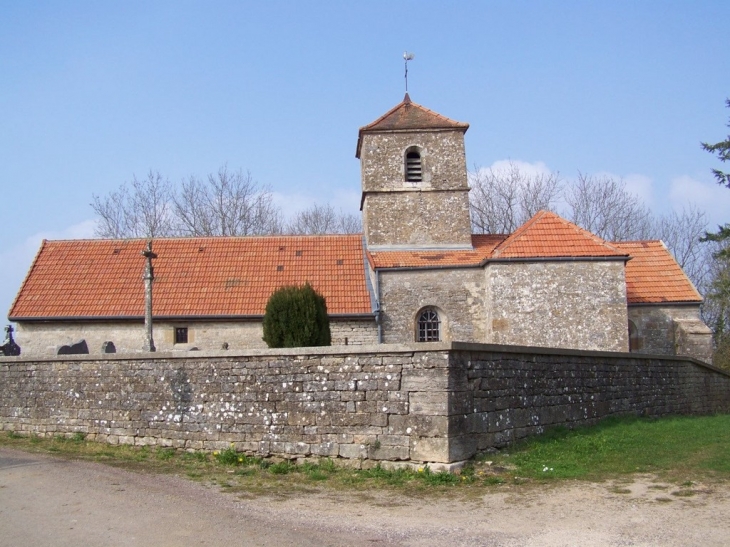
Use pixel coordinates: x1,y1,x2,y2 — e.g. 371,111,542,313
1,414,729,495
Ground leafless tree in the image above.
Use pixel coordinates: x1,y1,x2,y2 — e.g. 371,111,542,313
173,167,282,236
92,171,175,238
469,162,562,234
286,203,362,235
652,205,711,289
565,173,654,241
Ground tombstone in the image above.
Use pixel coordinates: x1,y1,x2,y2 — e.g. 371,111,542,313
101,341,116,354
57,339,89,355
0,325,21,356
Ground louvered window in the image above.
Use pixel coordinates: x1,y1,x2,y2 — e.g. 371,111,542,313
405,149,422,182
417,309,440,342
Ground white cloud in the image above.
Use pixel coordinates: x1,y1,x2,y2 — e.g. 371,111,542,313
0,219,97,322
669,175,730,228
272,188,361,220
481,159,554,178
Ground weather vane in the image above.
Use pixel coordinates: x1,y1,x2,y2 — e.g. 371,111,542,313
403,51,415,93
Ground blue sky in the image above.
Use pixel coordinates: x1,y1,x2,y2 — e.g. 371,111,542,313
2,1,730,320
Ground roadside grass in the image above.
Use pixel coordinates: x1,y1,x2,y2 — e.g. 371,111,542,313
2,414,729,495
487,414,730,483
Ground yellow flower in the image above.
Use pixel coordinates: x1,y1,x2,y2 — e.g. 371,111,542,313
213,450,220,456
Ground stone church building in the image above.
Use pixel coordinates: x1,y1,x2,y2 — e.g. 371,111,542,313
8,94,713,362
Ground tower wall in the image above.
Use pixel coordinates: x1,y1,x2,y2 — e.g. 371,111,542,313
359,129,472,248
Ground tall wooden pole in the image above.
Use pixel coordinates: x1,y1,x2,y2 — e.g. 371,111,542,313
141,240,157,352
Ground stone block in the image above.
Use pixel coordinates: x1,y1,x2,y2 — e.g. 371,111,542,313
368,444,410,461
409,391,448,415
310,442,340,458
339,443,368,459
410,436,449,463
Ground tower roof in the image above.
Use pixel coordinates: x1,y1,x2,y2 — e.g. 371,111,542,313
356,94,469,158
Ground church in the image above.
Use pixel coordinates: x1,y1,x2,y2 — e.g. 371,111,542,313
7,94,713,362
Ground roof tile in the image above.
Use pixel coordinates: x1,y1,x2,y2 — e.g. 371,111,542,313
10,235,373,319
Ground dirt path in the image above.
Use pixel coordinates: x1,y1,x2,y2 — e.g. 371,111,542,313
1,447,727,546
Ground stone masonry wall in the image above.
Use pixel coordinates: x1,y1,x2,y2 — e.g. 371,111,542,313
378,269,486,344
14,319,378,357
447,344,730,459
363,191,473,248
3,343,729,466
0,346,456,465
486,261,629,351
628,305,713,363
359,129,472,248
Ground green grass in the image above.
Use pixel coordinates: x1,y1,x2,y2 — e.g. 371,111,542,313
1,414,729,494
489,414,730,482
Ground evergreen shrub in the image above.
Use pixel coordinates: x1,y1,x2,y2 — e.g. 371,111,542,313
262,282,331,348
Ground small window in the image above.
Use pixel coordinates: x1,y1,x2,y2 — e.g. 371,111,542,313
175,327,188,344
405,148,422,182
417,309,440,342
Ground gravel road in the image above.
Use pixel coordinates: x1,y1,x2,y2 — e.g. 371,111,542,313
1,447,728,546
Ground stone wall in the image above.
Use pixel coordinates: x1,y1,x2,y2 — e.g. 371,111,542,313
449,344,730,456
486,261,629,351
359,129,472,249
628,304,713,363
14,318,378,357
378,269,486,344
362,190,473,248
2,343,729,467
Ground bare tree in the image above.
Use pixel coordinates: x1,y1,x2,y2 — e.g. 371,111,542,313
565,173,653,241
286,203,362,235
173,167,282,236
92,166,282,238
469,162,562,234
92,171,175,238
652,205,711,289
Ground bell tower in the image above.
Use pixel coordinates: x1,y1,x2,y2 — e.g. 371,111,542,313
356,94,473,250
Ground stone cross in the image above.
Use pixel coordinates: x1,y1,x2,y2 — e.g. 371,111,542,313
141,240,158,352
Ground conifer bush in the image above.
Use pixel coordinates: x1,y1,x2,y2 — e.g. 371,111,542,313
262,283,331,348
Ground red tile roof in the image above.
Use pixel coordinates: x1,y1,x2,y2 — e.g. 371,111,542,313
493,210,628,259
356,94,469,158
612,241,702,304
9,235,373,320
368,235,505,269
9,215,701,321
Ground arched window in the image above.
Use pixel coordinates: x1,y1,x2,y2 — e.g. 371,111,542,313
628,320,640,351
405,148,422,182
417,309,440,342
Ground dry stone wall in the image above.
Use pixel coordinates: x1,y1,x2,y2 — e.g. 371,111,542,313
2,343,729,466
449,344,730,455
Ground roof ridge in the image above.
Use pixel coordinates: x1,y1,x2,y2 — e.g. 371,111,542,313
493,210,628,258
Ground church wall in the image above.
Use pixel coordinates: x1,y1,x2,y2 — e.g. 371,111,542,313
628,305,712,363
359,129,472,248
13,318,378,356
359,130,468,193
363,191,472,248
378,268,486,344
485,261,629,351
